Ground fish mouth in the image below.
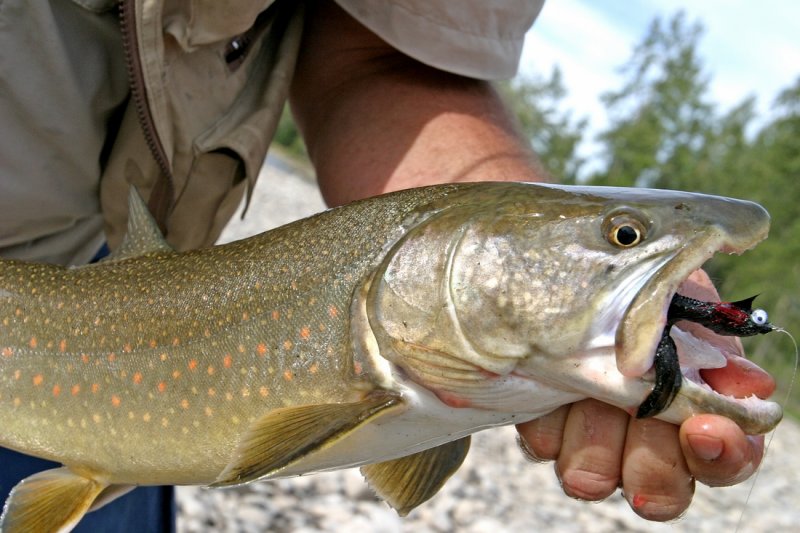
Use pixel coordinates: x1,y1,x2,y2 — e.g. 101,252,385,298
617,231,783,435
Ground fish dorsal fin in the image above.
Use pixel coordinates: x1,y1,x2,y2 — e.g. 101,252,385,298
361,436,471,516
0,467,108,533
212,392,403,486
105,186,173,262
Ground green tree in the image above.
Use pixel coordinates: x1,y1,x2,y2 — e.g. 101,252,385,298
590,11,715,190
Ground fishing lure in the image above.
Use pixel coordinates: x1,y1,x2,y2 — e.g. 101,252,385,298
637,294,774,418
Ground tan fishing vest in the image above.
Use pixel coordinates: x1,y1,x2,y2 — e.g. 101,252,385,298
101,0,304,251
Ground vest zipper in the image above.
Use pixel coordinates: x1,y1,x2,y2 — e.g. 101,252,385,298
119,0,174,234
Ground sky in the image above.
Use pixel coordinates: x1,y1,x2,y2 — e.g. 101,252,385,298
518,0,800,171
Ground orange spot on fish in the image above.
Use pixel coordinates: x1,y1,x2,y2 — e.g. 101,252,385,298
58,339,67,353
111,395,121,408
172,337,180,346
52,384,61,397
272,310,280,320
158,382,167,393
300,327,311,340
242,312,250,321
328,305,339,318
436,391,473,408
223,354,232,368
208,387,216,397
308,363,319,374
259,386,269,397
143,412,151,422
81,354,90,364
133,372,143,385
107,353,117,363
283,340,293,351
32,374,43,386
123,343,132,353
188,359,198,371
1,347,12,357
29,337,38,349
207,365,215,376
71,385,80,396
353,362,363,375
13,370,21,381
257,343,267,356
91,383,100,394
180,399,190,409
149,339,158,348
283,370,293,382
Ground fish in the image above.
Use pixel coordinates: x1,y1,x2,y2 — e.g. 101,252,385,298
0,182,783,532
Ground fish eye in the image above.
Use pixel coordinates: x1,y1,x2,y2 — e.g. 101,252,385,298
751,309,768,325
604,215,647,248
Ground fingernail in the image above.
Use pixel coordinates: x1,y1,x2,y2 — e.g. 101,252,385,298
687,433,724,461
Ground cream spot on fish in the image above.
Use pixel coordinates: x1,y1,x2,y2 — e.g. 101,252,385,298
80,418,87,429
13,370,21,381
161,417,169,428
67,418,75,428
328,305,339,318
128,411,135,420
231,416,240,425
32,374,43,386
149,339,158,349
123,343,132,353
160,353,168,362
180,399,190,409
283,370,293,382
225,392,233,401
308,363,319,375
241,387,250,398
172,337,180,346
208,387,216,397
283,340,293,351
237,344,246,354
207,365,215,376
172,370,181,379
259,386,269,398
13,397,21,407
182,427,189,435
205,406,213,417
143,412,152,422
92,414,102,424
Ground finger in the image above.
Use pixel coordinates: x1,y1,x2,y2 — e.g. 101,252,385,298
680,414,764,487
554,399,628,501
622,417,694,521
515,405,569,462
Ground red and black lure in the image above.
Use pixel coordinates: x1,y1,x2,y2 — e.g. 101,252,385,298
637,294,774,419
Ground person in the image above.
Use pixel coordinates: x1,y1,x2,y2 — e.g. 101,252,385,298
0,0,775,530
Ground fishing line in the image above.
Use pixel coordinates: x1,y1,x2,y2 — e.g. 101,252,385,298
735,325,798,532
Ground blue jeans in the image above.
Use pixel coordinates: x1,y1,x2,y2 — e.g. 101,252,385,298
0,448,175,532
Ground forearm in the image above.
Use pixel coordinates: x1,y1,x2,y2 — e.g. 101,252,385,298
290,1,547,207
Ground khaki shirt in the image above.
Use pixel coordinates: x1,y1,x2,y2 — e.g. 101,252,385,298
0,0,543,265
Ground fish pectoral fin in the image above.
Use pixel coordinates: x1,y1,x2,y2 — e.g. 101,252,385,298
0,466,108,533
361,436,471,516
212,391,403,487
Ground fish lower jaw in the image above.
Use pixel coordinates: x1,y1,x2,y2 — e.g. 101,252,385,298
663,375,783,435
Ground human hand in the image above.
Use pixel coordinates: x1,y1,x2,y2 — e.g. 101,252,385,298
515,270,776,521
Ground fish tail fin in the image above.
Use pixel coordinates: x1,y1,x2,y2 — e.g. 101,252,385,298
0,467,108,533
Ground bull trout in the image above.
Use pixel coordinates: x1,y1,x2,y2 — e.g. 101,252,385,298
0,182,783,532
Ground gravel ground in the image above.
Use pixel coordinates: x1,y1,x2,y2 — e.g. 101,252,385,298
179,153,800,532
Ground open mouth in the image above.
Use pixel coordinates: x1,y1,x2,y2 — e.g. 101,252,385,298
631,271,783,435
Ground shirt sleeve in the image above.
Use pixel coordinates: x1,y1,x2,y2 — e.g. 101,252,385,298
334,0,544,80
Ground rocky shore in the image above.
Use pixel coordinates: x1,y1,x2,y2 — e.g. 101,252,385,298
180,154,799,532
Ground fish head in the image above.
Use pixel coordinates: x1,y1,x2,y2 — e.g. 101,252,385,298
362,182,781,434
